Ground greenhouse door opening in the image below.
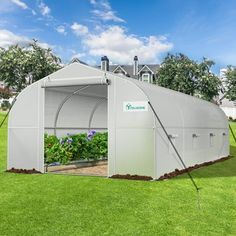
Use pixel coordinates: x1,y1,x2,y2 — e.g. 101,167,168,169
44,84,108,176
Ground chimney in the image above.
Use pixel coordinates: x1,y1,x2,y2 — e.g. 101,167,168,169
101,56,109,72
133,55,138,76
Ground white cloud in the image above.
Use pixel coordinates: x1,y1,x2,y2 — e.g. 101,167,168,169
81,26,173,64
92,9,125,23
1,0,36,14
1,0,37,16
99,0,111,10
90,0,125,23
32,10,37,15
0,29,54,49
10,0,28,9
71,22,88,36
0,29,29,48
38,0,50,16
89,0,97,5
56,25,66,35
37,41,54,49
71,52,86,59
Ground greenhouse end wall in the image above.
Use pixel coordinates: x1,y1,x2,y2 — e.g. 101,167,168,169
8,81,45,172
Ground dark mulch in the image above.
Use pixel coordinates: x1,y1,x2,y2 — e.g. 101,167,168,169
111,174,153,181
6,168,41,174
110,156,231,181
5,156,231,178
158,156,231,180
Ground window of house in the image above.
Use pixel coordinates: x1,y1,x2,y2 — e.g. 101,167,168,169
142,73,150,83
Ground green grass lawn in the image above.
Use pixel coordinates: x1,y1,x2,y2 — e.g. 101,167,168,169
0,113,236,236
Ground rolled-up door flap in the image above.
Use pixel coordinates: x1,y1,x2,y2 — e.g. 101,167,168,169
41,76,109,88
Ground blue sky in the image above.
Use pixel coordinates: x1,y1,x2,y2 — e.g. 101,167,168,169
0,0,236,73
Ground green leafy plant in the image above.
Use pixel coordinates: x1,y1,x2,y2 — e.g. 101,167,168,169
44,132,108,165
91,132,108,159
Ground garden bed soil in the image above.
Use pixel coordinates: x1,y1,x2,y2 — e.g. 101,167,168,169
6,168,41,174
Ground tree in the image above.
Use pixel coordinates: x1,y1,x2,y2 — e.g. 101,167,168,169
27,40,62,83
157,53,197,95
195,58,221,101
223,66,236,101
156,53,221,102
0,40,62,92
0,45,30,92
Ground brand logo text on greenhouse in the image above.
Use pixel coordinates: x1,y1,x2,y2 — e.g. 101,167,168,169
123,101,148,112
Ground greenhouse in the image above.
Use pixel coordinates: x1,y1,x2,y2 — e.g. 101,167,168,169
7,62,229,179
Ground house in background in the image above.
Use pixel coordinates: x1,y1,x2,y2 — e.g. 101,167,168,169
71,55,159,83
99,56,159,83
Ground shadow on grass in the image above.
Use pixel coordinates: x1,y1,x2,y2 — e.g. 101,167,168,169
172,145,236,179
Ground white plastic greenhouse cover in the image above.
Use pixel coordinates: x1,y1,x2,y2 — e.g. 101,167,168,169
7,62,229,178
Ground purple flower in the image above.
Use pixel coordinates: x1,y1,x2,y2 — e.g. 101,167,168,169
87,130,96,141
67,138,73,144
49,162,60,166
88,130,96,137
60,139,65,145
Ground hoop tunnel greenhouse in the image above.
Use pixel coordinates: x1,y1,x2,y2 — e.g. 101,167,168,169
7,62,229,179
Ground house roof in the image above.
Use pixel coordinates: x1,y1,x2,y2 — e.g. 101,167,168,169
70,58,88,65
112,65,128,75
109,64,159,76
